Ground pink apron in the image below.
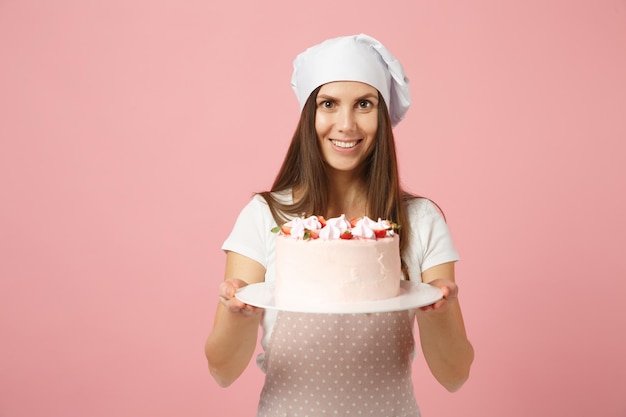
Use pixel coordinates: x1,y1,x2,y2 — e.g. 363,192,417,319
257,311,420,417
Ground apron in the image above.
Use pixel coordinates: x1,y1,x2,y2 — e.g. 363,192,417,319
257,310,420,417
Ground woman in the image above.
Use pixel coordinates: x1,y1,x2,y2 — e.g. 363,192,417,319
205,34,474,416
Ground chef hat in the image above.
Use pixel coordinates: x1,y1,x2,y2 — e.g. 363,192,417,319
291,34,411,127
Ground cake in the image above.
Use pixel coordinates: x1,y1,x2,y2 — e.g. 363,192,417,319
272,215,401,309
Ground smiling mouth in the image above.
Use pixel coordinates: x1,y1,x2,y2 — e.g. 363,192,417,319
330,139,361,149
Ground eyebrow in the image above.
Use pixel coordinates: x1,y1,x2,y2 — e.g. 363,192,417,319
316,93,379,102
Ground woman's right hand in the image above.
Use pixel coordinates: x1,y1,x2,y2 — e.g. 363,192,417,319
219,278,262,316
206,253,266,386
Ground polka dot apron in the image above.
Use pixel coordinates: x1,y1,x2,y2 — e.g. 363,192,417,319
257,311,420,417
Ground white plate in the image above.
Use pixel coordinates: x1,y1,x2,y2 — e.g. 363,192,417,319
235,281,443,314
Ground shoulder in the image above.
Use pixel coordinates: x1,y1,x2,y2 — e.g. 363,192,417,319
238,194,275,225
239,189,296,227
405,197,444,220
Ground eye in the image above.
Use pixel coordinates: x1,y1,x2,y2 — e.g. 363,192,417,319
319,100,335,109
357,100,372,109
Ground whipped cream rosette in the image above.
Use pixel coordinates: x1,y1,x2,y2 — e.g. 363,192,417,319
281,216,323,239
319,214,352,240
351,216,396,239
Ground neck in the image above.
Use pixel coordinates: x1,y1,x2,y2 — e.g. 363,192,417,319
325,171,368,220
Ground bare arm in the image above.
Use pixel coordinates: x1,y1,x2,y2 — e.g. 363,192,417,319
416,262,474,392
204,251,266,387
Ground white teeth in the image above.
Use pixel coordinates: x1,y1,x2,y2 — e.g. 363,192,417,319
331,140,358,148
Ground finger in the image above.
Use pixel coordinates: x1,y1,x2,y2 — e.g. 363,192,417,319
418,296,447,312
221,281,241,300
224,296,246,313
440,285,451,299
241,304,259,316
442,284,459,302
219,295,231,306
218,282,230,298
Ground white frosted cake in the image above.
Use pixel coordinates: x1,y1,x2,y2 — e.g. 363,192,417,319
272,215,401,309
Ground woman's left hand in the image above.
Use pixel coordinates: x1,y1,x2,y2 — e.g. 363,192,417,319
419,278,459,313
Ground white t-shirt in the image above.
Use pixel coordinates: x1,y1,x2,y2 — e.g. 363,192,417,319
222,192,460,370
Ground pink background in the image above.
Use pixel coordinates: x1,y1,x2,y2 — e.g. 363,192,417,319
1,1,625,416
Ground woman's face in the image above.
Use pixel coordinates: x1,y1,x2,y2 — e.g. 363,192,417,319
315,81,379,173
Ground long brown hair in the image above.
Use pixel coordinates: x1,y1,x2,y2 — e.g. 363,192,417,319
259,86,416,278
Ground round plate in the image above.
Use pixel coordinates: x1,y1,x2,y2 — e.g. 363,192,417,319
235,281,443,314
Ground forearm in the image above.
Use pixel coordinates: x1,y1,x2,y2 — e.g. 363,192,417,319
205,306,262,387
206,252,266,386
416,301,474,392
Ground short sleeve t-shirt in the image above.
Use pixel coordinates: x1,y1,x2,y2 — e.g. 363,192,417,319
222,192,460,370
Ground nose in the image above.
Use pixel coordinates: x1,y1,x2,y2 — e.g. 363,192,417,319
337,106,356,132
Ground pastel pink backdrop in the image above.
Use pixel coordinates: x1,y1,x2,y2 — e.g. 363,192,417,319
1,1,625,416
